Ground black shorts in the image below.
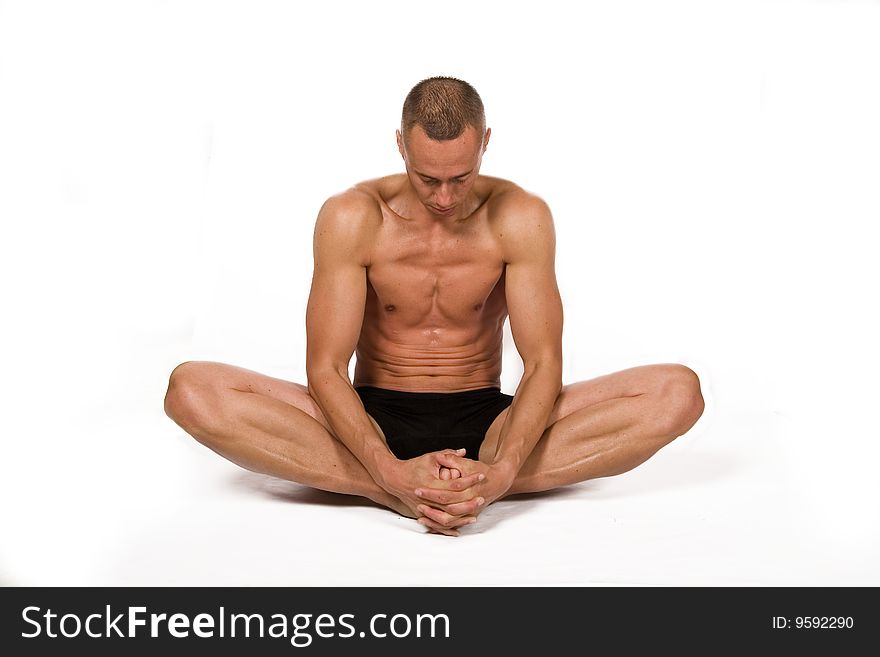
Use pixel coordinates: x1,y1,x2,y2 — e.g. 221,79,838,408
355,386,514,460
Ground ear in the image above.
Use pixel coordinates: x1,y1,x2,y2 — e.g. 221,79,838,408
482,127,491,153
396,129,406,159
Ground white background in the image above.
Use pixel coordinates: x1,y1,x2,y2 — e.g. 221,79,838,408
1,0,878,585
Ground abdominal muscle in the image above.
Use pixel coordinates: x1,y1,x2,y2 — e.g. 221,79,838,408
352,277,508,393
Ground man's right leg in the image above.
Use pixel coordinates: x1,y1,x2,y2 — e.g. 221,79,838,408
163,361,411,517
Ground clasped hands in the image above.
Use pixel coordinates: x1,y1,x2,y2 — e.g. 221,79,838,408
382,449,515,536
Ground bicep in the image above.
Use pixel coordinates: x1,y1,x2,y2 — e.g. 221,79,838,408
506,260,563,365
305,258,366,376
504,207,563,365
305,198,371,377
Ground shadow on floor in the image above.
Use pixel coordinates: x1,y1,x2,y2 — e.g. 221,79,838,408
229,444,746,533
591,444,748,499
233,473,380,510
231,470,600,533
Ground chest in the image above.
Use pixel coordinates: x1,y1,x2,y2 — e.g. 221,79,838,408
366,219,505,318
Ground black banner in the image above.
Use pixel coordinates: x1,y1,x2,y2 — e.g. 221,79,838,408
0,587,873,655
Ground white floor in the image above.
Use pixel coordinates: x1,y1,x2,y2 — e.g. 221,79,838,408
3,344,877,587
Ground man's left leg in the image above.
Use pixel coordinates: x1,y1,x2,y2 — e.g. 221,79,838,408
480,363,705,495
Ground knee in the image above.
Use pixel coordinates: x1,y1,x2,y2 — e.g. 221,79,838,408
163,361,218,433
656,364,705,438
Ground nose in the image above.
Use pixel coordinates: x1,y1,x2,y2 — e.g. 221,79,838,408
434,183,454,207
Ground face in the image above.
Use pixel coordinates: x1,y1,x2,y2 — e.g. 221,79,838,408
397,124,491,218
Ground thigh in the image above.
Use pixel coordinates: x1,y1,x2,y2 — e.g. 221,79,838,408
547,363,679,425
183,361,333,433
480,363,676,461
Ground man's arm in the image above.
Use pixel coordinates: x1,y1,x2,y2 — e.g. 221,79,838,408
305,191,398,485
490,192,564,477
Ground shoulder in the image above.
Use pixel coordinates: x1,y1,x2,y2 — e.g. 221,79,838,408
316,185,382,230
315,185,382,236
313,186,381,264
483,178,553,227
484,179,555,260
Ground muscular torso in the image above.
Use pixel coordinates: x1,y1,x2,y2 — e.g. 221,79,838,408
351,174,515,392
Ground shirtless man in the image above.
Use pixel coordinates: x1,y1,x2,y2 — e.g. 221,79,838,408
164,77,705,536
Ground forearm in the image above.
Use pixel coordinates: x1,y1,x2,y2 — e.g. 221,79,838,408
492,360,562,475
307,366,397,486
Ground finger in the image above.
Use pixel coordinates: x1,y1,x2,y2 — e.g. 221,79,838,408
443,496,486,517
415,486,473,506
434,452,471,471
442,471,485,492
450,468,462,479
417,517,460,537
415,473,484,502
439,467,451,481
418,504,477,530
413,473,483,500
418,511,475,531
417,504,465,528
436,450,467,462
439,448,467,457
